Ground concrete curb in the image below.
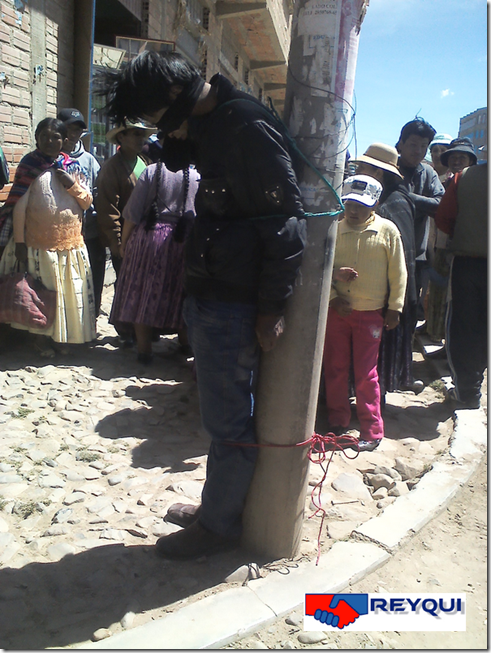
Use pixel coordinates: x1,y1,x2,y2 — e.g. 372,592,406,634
76,407,487,650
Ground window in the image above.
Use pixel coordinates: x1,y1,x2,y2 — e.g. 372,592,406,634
201,48,208,79
202,7,210,30
244,67,250,85
234,54,239,71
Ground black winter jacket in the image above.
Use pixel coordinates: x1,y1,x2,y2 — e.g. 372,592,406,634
161,74,306,315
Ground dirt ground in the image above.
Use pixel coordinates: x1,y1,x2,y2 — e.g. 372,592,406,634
0,274,486,649
225,457,488,650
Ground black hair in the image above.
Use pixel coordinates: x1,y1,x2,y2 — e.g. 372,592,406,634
96,51,203,126
397,118,436,147
35,117,67,141
144,163,191,242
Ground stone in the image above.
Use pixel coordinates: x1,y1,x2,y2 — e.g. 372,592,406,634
0,474,23,484
87,497,112,514
84,470,101,481
373,465,402,481
224,563,261,584
100,529,126,541
0,516,9,532
121,611,135,629
107,475,123,486
52,508,73,524
125,527,148,539
26,449,47,463
151,521,181,537
250,641,268,649
89,460,106,470
394,457,427,481
367,474,395,491
331,473,372,501
137,493,154,506
372,487,388,500
64,471,85,482
167,480,203,499
282,641,295,649
0,483,29,498
113,499,127,513
79,483,106,496
47,542,76,561
388,481,410,497
38,473,65,488
122,477,146,491
44,525,69,537
285,614,303,628
298,632,327,644
63,492,86,506
92,628,112,641
135,516,157,529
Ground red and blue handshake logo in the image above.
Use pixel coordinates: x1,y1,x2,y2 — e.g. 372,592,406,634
304,593,466,632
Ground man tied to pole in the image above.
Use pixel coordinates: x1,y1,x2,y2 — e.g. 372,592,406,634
99,52,306,559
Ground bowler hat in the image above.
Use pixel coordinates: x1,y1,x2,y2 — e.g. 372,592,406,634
440,138,477,166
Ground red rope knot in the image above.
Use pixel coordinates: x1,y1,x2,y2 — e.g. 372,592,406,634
306,431,360,565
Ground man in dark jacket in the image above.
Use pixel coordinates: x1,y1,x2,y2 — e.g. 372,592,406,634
100,52,306,559
396,119,444,323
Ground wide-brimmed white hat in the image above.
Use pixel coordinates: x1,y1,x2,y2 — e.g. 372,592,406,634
342,175,383,207
352,143,403,179
106,121,156,144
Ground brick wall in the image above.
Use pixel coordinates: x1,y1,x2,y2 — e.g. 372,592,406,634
0,0,74,202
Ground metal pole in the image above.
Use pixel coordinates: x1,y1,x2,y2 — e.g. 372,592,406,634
242,0,368,559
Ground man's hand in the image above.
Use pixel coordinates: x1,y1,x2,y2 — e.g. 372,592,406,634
255,314,284,351
55,169,75,189
330,296,352,317
333,267,358,283
14,242,27,263
384,309,400,330
168,120,189,140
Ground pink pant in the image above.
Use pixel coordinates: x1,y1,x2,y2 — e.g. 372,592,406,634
323,308,384,441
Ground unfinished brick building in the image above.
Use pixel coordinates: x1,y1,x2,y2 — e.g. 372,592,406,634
0,0,292,199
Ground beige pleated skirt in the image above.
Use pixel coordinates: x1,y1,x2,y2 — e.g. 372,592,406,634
0,237,96,343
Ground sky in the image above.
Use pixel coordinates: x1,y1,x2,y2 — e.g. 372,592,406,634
350,0,488,157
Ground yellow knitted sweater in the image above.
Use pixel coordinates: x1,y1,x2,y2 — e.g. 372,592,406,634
330,213,407,312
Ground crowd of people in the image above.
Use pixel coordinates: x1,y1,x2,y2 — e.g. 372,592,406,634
0,50,486,559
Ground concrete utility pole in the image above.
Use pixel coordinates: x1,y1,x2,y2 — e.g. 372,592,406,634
242,0,369,559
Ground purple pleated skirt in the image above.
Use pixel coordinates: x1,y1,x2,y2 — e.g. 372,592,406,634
110,220,186,331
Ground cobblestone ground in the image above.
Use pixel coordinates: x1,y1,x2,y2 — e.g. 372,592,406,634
0,275,482,649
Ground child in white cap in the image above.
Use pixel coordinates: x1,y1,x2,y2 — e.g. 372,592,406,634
324,175,407,451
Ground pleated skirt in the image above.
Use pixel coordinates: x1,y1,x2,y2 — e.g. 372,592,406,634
110,221,186,331
0,237,96,343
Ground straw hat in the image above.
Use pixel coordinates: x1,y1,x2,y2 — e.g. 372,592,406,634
106,121,157,144
352,143,403,179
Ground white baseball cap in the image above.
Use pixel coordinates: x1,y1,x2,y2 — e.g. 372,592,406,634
341,175,383,207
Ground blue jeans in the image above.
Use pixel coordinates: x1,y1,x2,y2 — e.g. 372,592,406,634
183,296,259,538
